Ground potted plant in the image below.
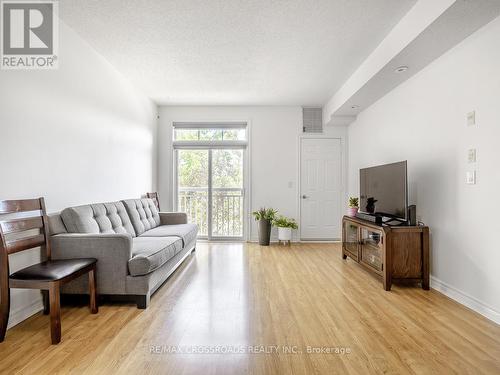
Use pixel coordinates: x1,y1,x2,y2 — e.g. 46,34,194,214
347,197,359,217
272,215,298,244
252,208,278,246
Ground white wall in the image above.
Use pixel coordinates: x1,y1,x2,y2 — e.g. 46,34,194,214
158,106,346,241
0,21,158,328
158,106,300,241
158,106,347,241
348,16,500,323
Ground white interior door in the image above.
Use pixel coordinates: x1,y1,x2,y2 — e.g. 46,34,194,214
300,138,342,240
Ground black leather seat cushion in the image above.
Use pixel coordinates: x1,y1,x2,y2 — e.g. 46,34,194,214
10,259,97,281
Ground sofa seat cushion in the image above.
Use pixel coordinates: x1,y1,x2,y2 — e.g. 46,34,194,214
140,223,198,246
122,198,161,236
128,237,183,276
61,201,136,236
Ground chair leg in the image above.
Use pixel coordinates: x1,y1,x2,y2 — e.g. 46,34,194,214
42,290,50,315
88,268,98,314
0,284,9,343
49,282,61,344
0,257,10,343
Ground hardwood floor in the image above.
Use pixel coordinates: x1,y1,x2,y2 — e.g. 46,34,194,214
1,242,499,374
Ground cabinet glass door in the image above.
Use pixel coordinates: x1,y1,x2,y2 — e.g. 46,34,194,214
360,228,383,271
343,222,359,259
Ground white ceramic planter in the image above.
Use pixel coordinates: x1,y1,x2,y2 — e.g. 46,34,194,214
278,227,292,241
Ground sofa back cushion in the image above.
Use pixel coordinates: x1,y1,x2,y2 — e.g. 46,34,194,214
48,213,68,235
61,201,136,236
122,198,160,236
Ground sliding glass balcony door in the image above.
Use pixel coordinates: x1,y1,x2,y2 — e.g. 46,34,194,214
176,148,245,240
174,123,247,240
177,149,210,237
211,149,244,238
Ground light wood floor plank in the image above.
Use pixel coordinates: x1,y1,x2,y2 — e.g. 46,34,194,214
0,242,499,375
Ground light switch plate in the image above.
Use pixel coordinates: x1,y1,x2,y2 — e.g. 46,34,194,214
466,170,476,185
467,148,477,163
467,111,476,126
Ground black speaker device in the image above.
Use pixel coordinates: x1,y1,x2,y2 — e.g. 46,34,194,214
408,205,417,226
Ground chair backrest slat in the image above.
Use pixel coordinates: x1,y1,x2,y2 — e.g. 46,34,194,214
6,234,46,255
146,192,160,211
0,217,44,234
0,198,50,258
0,199,41,214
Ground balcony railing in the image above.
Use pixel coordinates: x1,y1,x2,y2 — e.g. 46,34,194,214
178,187,243,238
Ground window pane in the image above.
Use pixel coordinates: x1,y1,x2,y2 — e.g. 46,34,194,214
212,149,243,189
199,129,223,141
212,149,244,237
174,129,199,141
178,149,208,187
174,127,246,141
177,150,208,236
212,189,243,237
222,129,246,140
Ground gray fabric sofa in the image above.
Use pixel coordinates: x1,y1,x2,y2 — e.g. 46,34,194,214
48,198,197,308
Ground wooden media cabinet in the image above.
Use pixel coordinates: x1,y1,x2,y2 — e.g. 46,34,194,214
342,215,429,291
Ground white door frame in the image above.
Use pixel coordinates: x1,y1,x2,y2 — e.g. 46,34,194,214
297,134,345,241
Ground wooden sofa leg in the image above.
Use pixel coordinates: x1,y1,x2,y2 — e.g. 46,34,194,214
136,294,150,309
88,268,98,314
49,282,61,344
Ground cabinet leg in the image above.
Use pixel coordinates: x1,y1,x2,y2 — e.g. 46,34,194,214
383,275,392,291
342,251,347,260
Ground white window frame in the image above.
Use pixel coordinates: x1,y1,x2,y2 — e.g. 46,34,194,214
172,122,251,241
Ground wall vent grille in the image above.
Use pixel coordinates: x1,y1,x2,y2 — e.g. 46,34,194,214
302,107,323,133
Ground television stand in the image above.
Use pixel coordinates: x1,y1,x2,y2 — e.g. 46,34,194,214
342,215,429,291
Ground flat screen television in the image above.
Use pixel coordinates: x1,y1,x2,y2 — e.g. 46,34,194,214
359,161,408,221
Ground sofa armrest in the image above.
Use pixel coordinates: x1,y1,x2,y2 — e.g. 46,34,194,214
159,212,188,225
50,233,133,294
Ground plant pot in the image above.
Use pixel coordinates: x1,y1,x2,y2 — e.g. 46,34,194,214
278,227,292,241
347,207,358,217
258,219,271,246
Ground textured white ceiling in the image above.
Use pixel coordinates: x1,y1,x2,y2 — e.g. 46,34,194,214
59,0,416,105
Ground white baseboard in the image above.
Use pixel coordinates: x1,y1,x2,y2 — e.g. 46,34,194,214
7,299,44,330
248,237,300,243
431,276,500,325
248,238,339,243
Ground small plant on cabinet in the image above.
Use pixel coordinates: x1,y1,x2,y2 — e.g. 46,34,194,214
347,197,359,217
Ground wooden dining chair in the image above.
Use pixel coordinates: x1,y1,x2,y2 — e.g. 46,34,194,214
146,192,160,211
0,198,98,344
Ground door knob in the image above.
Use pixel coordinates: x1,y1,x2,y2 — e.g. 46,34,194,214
302,195,308,199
